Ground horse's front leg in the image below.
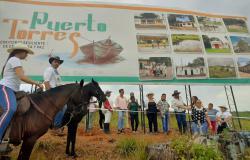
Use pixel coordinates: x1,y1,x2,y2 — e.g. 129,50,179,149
66,126,71,155
71,123,78,158
17,137,37,160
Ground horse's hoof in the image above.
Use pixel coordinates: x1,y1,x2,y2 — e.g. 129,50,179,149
71,153,78,158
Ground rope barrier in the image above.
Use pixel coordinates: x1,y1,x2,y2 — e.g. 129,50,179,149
88,107,250,120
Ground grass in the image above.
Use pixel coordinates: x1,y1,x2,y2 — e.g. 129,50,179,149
172,34,200,43
227,27,248,33
209,66,236,78
206,48,231,53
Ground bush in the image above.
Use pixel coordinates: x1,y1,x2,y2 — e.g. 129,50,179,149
190,144,223,160
116,137,149,160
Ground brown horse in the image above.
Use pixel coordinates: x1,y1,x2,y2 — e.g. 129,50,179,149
3,79,106,160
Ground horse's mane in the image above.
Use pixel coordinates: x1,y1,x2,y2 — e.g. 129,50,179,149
29,83,79,106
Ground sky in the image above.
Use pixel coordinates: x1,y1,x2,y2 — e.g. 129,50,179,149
20,0,250,112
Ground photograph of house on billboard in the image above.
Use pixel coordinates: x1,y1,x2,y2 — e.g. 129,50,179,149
208,57,237,78
168,14,197,31
172,34,203,53
202,34,231,54
136,34,171,53
134,13,167,30
237,57,250,78
139,57,173,80
223,18,249,33
197,16,226,33
175,56,207,79
230,36,250,54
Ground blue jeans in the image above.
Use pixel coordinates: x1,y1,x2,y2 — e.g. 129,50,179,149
192,122,208,135
118,111,125,130
53,105,67,128
175,112,187,134
162,112,169,133
0,85,17,142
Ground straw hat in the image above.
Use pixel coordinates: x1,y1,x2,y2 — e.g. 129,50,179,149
7,43,34,54
146,92,154,96
172,90,181,96
219,105,228,110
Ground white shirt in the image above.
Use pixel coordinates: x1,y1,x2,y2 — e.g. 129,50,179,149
216,111,232,120
88,97,98,113
171,96,186,112
43,66,61,88
0,57,22,91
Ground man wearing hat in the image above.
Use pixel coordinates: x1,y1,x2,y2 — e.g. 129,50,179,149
0,43,43,143
101,90,113,134
171,90,187,134
43,56,65,135
216,105,232,134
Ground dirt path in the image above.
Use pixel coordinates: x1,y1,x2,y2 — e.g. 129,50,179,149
7,126,179,160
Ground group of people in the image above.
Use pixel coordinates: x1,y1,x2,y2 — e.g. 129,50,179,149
86,88,232,136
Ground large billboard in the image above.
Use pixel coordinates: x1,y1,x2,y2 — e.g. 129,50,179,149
0,0,250,84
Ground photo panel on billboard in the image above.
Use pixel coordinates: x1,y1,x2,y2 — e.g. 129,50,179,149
202,34,232,54
237,56,250,78
230,36,250,54
171,34,203,53
207,57,237,78
197,16,226,33
174,55,208,79
168,14,198,31
136,34,171,54
138,56,173,80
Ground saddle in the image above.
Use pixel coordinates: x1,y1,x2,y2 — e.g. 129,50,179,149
15,91,31,115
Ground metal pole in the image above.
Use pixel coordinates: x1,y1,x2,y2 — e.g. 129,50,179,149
85,109,89,132
230,85,242,130
139,85,143,130
141,84,146,134
185,85,192,135
224,86,236,130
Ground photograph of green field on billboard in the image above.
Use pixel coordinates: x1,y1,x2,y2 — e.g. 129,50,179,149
172,34,203,53
208,57,237,78
134,13,167,29
202,34,231,54
230,36,250,54
197,16,226,32
237,57,250,78
139,57,173,80
223,18,249,33
136,34,171,53
168,14,197,31
175,56,207,79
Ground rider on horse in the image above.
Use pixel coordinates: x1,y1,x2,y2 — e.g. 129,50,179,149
0,43,43,142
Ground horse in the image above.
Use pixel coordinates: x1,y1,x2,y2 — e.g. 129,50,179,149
0,79,106,160
61,79,109,158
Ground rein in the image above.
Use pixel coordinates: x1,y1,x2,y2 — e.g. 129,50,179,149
28,96,53,122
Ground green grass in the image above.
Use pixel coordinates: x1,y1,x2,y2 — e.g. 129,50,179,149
227,27,248,33
172,34,200,43
209,66,236,78
206,48,231,53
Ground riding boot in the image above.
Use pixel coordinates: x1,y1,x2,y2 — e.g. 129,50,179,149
104,123,109,134
107,123,110,133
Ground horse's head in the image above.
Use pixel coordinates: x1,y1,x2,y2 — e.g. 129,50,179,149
82,79,106,103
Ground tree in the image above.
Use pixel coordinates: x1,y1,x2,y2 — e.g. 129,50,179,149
237,39,249,52
202,35,212,48
140,13,159,19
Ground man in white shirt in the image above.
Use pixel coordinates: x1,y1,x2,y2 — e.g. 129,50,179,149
171,90,187,134
43,56,65,135
115,89,128,134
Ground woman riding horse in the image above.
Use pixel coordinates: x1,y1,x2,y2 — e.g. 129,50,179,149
0,43,43,143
